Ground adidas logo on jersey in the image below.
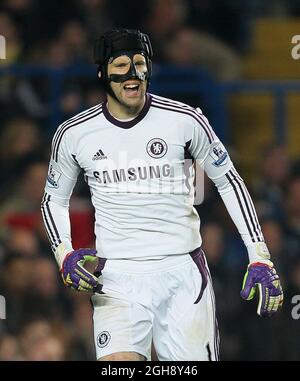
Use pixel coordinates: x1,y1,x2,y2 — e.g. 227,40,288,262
92,149,107,160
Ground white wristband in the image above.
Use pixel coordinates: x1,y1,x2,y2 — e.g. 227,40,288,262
247,242,271,264
54,242,73,269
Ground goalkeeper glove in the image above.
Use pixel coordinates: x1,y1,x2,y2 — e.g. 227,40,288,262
240,261,283,317
60,248,100,292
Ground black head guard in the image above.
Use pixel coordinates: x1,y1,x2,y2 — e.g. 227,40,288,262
94,28,153,98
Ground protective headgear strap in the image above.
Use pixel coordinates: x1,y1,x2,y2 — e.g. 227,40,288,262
108,52,148,84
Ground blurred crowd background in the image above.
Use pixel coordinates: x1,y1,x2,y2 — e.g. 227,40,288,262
1,0,300,361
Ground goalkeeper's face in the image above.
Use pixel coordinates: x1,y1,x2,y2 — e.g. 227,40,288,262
107,53,148,111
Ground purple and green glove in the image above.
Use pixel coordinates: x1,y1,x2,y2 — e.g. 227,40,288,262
61,248,101,292
241,261,283,317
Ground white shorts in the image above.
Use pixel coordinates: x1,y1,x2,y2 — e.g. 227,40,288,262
91,248,219,361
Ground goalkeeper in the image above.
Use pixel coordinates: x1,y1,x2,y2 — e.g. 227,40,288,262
41,28,283,361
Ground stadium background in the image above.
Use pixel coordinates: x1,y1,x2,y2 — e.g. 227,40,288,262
0,0,300,361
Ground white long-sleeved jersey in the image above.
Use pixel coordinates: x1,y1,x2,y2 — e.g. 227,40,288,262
41,93,270,264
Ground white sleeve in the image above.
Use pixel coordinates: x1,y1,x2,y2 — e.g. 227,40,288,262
209,165,270,263
41,130,80,267
187,108,270,263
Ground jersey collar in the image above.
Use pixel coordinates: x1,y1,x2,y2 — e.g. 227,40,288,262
102,93,152,129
